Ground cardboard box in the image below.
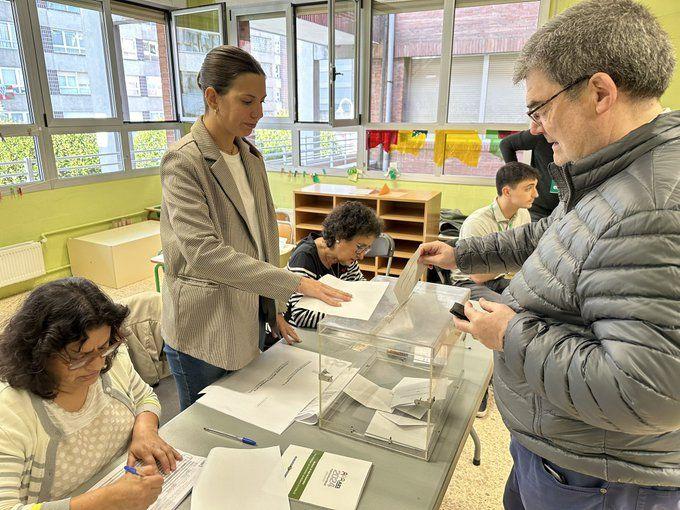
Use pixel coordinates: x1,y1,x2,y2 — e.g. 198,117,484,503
67,221,161,288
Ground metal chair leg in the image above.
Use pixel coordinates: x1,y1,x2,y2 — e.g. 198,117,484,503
471,426,481,466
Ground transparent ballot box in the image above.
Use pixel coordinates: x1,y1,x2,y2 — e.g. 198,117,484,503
317,276,470,461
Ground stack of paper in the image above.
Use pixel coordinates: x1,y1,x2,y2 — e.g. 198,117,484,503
192,447,289,510
197,343,320,435
91,450,205,510
282,445,372,510
341,375,454,448
365,411,428,450
296,362,358,425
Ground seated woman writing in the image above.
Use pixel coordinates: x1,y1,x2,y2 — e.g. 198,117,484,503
285,201,382,329
0,277,180,510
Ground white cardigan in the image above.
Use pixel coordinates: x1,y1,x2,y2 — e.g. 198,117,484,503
0,345,161,510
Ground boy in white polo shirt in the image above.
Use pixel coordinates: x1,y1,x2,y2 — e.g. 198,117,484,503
452,161,540,302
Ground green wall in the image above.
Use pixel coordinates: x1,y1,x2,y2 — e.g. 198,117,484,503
1,0,677,299
0,171,495,299
0,175,161,299
266,173,496,212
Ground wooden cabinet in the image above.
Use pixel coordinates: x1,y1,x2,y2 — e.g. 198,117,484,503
293,184,441,279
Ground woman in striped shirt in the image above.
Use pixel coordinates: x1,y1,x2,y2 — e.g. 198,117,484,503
285,201,383,329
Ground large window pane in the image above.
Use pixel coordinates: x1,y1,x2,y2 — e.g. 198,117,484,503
0,135,41,185
448,1,540,123
52,132,122,178
331,0,357,121
0,0,31,124
248,128,292,167
299,130,357,168
174,7,222,119
296,5,328,123
130,129,179,169
113,11,175,122
37,0,114,119
370,3,444,123
238,15,289,119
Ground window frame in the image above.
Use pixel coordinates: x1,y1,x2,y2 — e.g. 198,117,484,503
228,4,294,126
27,0,123,128
0,0,182,194
171,3,226,122
359,0,549,184
328,0,361,127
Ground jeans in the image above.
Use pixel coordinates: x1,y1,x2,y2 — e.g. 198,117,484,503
504,437,680,510
164,318,267,411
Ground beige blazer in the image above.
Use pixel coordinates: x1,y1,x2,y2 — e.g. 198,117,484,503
160,118,301,370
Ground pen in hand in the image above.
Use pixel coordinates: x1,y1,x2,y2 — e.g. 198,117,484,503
203,427,257,446
123,465,141,476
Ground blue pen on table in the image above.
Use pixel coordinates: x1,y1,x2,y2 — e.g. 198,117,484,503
203,427,257,446
123,465,140,476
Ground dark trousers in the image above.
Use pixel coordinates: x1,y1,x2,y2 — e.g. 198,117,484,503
504,437,680,510
164,317,267,411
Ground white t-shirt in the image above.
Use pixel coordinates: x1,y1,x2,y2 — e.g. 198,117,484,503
221,150,265,261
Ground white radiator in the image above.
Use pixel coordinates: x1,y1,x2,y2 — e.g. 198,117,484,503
0,242,46,287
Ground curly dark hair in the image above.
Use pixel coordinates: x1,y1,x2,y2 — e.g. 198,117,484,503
0,277,129,399
322,201,383,248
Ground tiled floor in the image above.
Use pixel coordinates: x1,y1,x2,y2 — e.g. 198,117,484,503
0,277,513,509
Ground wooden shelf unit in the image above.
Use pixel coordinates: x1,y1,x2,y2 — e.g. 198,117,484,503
293,184,441,280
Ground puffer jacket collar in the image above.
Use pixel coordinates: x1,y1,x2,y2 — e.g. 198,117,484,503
549,110,680,211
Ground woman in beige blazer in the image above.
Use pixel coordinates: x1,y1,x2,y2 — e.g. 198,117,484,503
160,46,349,409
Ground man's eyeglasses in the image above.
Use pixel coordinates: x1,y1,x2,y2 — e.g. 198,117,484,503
526,76,590,124
56,339,125,371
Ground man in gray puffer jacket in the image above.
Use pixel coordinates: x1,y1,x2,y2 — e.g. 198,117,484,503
421,1,679,508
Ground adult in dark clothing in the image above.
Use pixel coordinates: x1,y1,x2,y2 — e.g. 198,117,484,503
499,130,558,221
420,1,679,508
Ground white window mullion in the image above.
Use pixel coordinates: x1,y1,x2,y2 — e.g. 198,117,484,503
437,0,455,125
478,54,490,123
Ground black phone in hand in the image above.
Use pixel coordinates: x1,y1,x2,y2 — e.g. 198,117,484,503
449,302,468,321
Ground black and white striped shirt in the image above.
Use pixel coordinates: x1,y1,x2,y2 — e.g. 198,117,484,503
285,233,365,329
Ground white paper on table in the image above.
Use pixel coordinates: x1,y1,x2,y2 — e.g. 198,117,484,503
390,377,453,408
296,274,389,321
365,411,428,450
296,364,358,425
197,343,319,435
192,446,289,510
282,445,372,510
342,374,393,412
393,248,426,305
90,450,205,510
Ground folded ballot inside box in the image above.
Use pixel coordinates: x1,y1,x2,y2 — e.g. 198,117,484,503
317,276,469,461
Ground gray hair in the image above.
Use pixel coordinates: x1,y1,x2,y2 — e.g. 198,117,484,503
514,0,675,99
